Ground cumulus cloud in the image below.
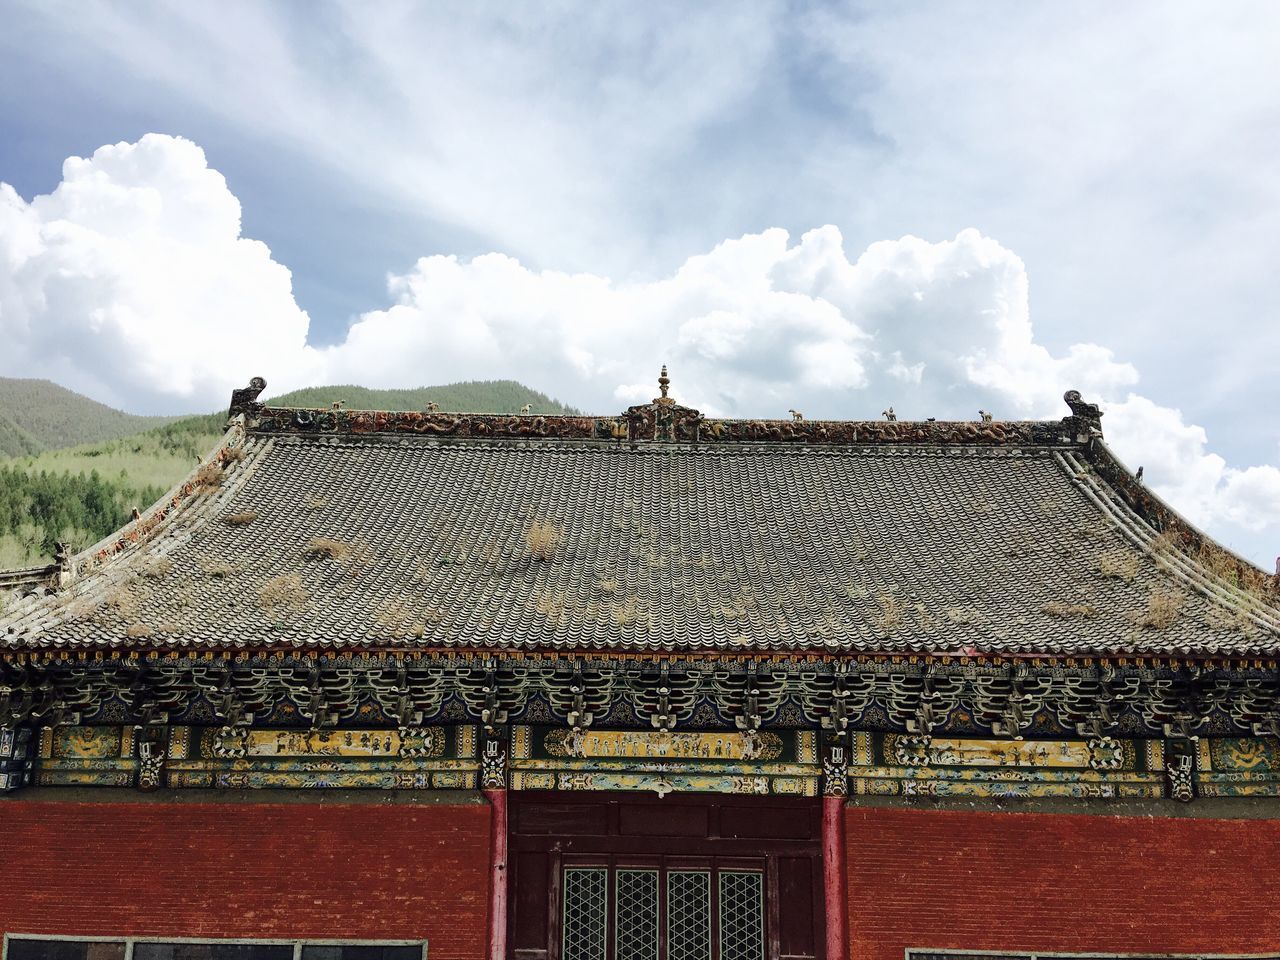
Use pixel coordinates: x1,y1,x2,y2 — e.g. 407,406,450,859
0,135,1276,566
1105,396,1280,535
321,226,1139,422
0,134,321,411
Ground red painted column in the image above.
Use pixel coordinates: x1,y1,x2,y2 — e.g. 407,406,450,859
486,789,509,960
822,796,849,960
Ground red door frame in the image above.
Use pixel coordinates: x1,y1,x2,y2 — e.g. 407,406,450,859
504,791,826,960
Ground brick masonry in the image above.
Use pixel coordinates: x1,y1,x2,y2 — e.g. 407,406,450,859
0,800,490,960
6,798,1279,960
846,806,1280,959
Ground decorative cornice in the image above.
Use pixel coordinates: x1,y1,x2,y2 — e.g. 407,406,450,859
239,372,1103,448
1,650,1277,741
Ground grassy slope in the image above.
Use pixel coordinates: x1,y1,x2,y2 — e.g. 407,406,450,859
0,378,177,456
0,380,581,568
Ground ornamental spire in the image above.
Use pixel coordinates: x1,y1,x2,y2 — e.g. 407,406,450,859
658,364,670,400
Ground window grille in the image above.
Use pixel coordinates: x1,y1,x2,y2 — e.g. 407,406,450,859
562,867,609,960
718,871,765,960
667,870,711,960
561,863,764,960
905,953,1280,960
616,869,660,960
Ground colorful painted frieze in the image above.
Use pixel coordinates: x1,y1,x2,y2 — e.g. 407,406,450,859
1196,736,1280,797
35,724,480,790
510,726,821,796
848,732,1165,799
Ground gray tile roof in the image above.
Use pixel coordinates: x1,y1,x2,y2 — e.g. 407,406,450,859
3,392,1279,657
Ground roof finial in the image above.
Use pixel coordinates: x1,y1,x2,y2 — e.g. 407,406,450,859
658,364,670,399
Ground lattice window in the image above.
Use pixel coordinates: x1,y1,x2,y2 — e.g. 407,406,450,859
718,871,764,960
667,870,711,960
616,869,660,960
563,867,608,960
560,863,765,960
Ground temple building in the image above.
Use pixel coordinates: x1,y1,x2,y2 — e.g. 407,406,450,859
2,371,1280,960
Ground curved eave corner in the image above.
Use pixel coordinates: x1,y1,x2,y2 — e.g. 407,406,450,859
1077,437,1280,631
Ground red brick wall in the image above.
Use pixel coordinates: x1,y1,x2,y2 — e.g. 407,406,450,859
0,800,490,960
846,806,1280,959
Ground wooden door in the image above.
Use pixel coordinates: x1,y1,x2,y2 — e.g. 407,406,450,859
509,792,822,960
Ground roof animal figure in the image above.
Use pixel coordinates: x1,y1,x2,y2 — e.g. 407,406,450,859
979,410,993,424
424,401,439,412
788,409,804,421
227,376,267,417
1136,466,1144,482
520,404,532,414
882,407,897,422
332,400,344,410
1063,389,1104,428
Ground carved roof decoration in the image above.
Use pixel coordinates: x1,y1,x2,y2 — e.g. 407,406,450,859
1,373,1277,659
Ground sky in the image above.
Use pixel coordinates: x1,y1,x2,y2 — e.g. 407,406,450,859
0,1,1277,567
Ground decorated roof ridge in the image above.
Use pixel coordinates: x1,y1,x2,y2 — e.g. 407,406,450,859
230,372,1106,447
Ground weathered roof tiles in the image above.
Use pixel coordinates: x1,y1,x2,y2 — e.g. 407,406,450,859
1,377,1278,657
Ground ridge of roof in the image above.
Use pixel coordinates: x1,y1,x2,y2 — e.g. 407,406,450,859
231,373,1106,449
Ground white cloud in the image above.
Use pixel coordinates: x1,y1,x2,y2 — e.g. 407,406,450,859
0,134,1276,567
1105,396,1280,537
0,134,321,410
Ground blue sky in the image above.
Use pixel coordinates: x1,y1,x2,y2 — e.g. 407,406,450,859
0,1,1277,566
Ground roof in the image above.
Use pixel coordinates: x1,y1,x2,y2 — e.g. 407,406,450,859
2,374,1278,658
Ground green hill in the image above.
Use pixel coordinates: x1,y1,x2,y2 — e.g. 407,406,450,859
0,378,177,457
266,380,578,415
0,380,580,569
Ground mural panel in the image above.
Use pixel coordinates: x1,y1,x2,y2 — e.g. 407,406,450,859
849,732,1163,799
34,724,479,790
1196,736,1280,797
511,726,820,796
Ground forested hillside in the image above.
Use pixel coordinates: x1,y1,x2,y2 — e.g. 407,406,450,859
0,378,177,457
0,380,579,568
0,415,226,568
